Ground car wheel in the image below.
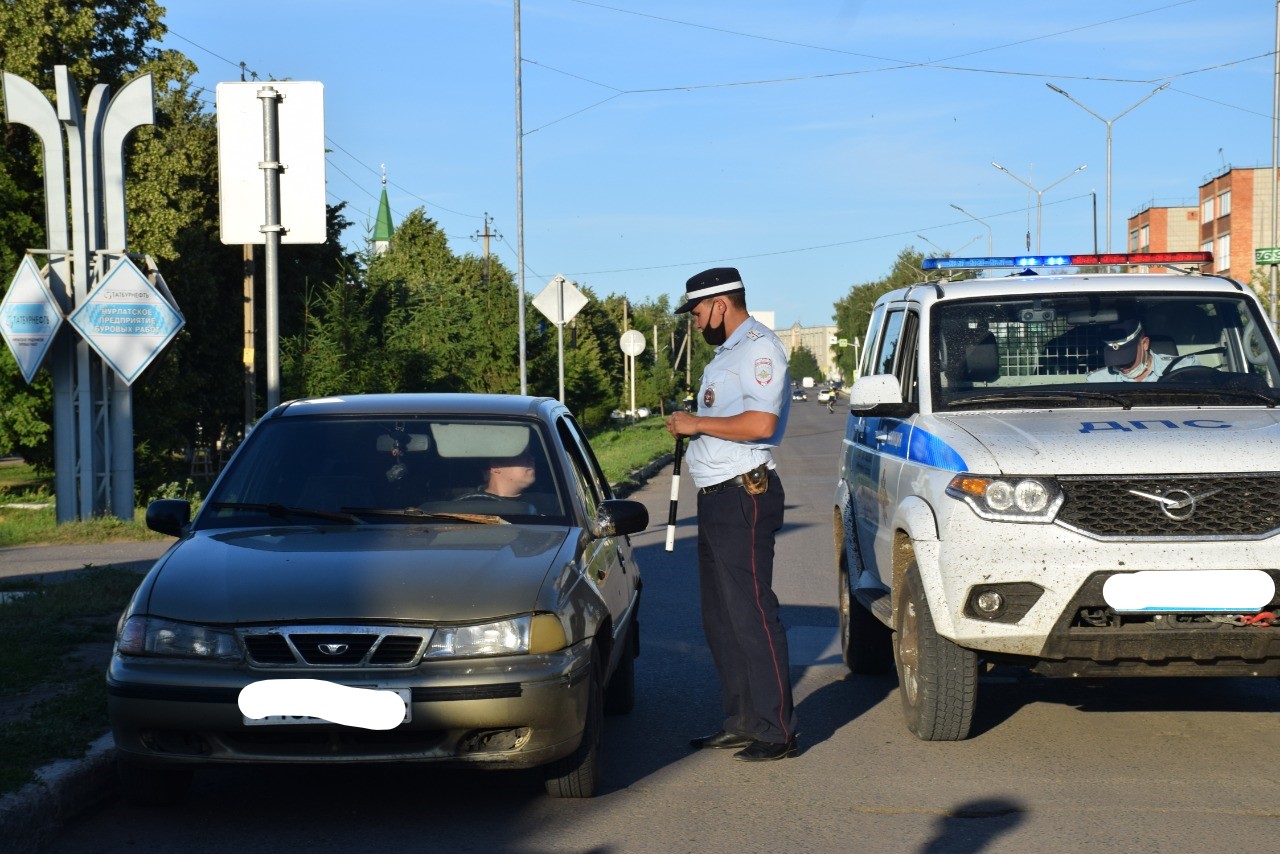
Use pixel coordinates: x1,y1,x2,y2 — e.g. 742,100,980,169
544,660,603,798
116,754,193,806
603,620,637,715
838,546,893,675
894,561,978,741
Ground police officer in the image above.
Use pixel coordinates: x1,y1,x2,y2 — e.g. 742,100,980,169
665,267,797,761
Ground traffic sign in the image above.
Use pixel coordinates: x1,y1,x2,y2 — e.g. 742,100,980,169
1255,247,1280,265
532,274,587,325
68,257,184,384
0,254,63,384
619,329,645,356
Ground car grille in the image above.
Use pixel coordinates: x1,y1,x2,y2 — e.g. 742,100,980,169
1055,472,1280,540
240,626,433,668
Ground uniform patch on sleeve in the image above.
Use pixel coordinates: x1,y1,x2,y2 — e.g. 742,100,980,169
754,358,774,385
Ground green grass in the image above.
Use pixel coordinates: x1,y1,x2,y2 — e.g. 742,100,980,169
587,415,677,490
0,461,166,548
0,568,142,795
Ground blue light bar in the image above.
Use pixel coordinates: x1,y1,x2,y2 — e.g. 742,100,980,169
921,252,1214,271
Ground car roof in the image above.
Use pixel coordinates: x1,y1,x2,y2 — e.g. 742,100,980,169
267,393,565,421
876,272,1249,309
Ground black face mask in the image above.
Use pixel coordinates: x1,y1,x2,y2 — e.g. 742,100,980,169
701,303,727,346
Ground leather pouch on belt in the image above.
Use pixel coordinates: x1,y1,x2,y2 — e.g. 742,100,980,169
743,465,769,496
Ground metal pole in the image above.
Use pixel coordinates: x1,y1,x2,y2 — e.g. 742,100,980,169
515,0,528,393
664,436,684,552
557,277,565,403
992,162,1086,253
1272,0,1279,322
258,86,282,410
1091,190,1098,253
1045,82,1167,253
950,203,993,255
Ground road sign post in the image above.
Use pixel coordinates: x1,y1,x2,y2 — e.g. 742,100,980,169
1255,247,1280,265
619,329,646,421
533,274,587,403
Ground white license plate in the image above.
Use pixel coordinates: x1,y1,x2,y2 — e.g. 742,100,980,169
242,686,411,726
1102,569,1276,613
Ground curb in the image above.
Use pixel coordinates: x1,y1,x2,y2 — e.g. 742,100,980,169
0,733,116,854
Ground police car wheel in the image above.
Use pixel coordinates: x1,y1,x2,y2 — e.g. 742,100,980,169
894,562,977,741
838,545,892,675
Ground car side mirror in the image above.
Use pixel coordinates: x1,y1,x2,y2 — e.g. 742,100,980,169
146,499,191,538
592,499,649,539
848,374,916,419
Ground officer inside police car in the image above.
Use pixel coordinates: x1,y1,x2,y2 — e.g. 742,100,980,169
1087,317,1197,383
664,266,797,762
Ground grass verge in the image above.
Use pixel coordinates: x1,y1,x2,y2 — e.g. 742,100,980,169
0,568,142,795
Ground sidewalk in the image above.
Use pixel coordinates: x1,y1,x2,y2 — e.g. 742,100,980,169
0,540,169,853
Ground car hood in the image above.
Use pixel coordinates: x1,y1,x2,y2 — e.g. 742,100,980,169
144,525,571,625
939,408,1280,476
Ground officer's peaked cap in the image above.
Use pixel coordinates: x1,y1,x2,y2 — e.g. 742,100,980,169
675,267,745,314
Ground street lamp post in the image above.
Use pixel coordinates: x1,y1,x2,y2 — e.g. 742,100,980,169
991,162,1087,253
916,233,979,257
1045,82,1168,253
949,203,994,255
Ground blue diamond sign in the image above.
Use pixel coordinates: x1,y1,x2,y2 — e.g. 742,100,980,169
0,254,64,384
69,257,184,384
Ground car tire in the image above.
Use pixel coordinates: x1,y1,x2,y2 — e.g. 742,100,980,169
544,661,603,798
116,754,193,806
603,620,637,715
838,545,893,675
894,561,978,741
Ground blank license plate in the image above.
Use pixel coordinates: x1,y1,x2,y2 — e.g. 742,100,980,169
243,686,411,726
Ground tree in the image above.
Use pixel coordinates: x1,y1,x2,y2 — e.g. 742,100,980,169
789,346,821,382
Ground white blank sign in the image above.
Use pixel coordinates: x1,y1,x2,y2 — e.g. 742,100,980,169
216,81,326,245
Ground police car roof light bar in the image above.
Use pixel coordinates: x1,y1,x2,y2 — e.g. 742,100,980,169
921,251,1214,271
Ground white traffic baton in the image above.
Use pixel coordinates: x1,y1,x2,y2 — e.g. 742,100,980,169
664,436,685,552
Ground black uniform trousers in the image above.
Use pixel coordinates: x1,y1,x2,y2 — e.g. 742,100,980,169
696,469,796,744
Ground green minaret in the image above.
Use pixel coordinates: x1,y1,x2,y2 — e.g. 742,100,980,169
373,164,394,255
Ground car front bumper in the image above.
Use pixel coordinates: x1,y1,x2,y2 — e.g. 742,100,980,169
107,640,594,768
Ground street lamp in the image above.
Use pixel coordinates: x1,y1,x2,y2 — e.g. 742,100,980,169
991,162,1087,253
916,233,979,257
949,203,993,255
1045,82,1168,252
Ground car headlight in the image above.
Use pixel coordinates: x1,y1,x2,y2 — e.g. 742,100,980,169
116,616,242,660
423,614,567,659
946,474,1063,523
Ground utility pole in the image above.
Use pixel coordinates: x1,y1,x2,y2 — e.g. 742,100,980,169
471,212,500,286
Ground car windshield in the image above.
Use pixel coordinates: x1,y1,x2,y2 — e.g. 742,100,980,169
930,291,1280,411
198,415,568,529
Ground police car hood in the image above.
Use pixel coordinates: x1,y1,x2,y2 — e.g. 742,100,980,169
939,408,1280,476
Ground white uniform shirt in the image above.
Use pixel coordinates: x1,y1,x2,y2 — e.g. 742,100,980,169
685,316,791,489
1086,352,1197,383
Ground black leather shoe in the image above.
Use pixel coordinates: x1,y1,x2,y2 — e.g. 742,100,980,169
689,730,754,750
733,737,798,761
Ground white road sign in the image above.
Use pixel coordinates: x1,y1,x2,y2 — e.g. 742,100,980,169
216,81,326,245
0,254,63,384
68,257,184,384
619,329,646,356
533,274,588,325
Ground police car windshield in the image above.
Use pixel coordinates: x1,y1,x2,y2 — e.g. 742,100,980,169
930,292,1280,411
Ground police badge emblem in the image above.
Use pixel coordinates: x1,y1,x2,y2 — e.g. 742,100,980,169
754,358,773,385
703,385,715,408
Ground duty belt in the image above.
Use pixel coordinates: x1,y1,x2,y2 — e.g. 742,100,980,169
699,464,769,494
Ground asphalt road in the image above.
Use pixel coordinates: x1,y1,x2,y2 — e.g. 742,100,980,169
50,401,1279,853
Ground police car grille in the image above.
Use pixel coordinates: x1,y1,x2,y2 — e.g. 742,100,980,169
1056,473,1280,539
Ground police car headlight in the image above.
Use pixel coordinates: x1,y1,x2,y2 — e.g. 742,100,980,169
946,475,1063,522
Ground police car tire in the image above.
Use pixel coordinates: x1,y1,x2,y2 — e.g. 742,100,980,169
894,562,978,741
544,659,603,798
838,545,893,675
603,620,637,715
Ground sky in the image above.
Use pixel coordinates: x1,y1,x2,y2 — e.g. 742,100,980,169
158,0,1278,329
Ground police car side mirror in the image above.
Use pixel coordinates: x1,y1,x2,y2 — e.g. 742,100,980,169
848,375,916,419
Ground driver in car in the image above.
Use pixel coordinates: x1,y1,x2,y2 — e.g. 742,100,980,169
459,452,538,512
1087,318,1196,383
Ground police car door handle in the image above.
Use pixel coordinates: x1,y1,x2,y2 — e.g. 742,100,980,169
874,431,890,444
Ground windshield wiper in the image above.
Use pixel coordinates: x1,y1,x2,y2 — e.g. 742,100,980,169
206,502,361,524
951,390,1133,409
341,506,508,525
1155,387,1279,407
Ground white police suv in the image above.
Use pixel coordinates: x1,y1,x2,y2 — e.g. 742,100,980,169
834,252,1280,740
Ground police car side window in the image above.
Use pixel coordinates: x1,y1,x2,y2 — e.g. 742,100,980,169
875,309,906,375
859,304,888,377
897,312,921,402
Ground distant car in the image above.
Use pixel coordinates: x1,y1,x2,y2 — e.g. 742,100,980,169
791,388,807,401
109,394,648,802
816,388,833,403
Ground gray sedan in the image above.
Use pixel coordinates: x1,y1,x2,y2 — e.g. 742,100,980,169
109,394,647,801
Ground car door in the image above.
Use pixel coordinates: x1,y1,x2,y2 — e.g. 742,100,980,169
555,417,635,632
849,304,920,588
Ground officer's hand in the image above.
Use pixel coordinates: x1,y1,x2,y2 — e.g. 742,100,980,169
666,411,695,438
